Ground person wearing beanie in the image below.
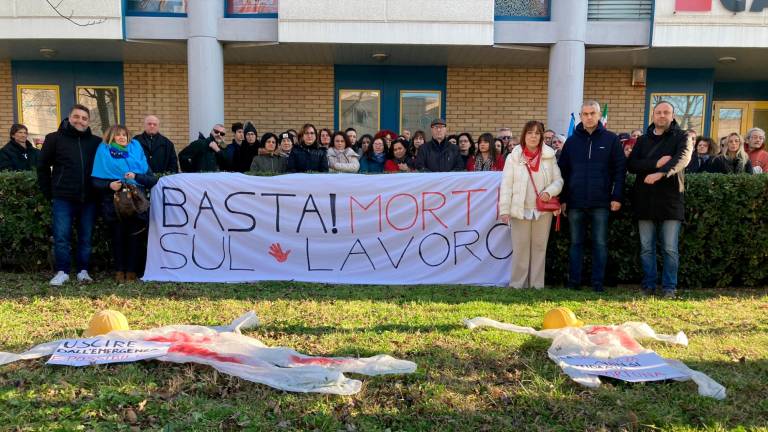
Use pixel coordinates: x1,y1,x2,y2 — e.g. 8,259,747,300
221,121,257,172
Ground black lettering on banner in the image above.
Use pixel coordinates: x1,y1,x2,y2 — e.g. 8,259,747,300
751,0,768,11
720,0,745,12
305,238,332,271
192,234,225,270
453,230,481,265
162,187,188,227
159,232,188,270
486,223,513,260
228,235,254,271
261,193,296,233
340,239,376,271
378,236,414,269
225,192,256,232
194,191,225,231
296,194,328,233
418,233,450,267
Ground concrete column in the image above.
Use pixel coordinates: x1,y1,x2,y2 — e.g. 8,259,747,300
187,0,224,140
547,0,588,135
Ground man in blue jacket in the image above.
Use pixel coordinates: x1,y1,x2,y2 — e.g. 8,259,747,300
558,100,626,292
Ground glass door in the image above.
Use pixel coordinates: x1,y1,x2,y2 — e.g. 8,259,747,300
713,101,768,140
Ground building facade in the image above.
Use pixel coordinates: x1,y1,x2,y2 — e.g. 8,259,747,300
0,0,765,148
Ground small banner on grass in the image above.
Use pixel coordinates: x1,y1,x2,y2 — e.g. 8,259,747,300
47,338,171,366
557,352,689,382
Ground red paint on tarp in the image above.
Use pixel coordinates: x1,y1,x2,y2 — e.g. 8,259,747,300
145,332,214,344
586,326,643,352
168,343,242,364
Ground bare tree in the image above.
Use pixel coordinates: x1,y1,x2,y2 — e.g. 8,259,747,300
46,0,107,27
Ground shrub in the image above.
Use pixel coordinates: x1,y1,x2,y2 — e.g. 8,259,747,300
2,171,767,288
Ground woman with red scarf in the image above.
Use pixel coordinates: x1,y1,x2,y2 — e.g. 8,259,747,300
499,121,563,288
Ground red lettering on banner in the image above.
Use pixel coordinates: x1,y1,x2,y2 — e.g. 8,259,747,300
349,195,382,234
451,189,487,225
421,191,448,230
385,193,419,231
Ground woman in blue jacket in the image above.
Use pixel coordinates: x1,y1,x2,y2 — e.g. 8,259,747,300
359,136,387,173
92,125,157,282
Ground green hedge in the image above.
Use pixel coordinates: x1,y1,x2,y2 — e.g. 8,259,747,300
1,172,767,288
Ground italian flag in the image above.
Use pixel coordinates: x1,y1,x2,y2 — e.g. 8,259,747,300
601,104,609,127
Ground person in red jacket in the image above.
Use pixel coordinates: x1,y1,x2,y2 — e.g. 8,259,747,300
384,138,414,173
467,133,505,171
745,127,767,173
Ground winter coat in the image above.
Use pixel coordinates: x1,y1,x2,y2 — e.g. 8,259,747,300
0,140,39,171
133,132,178,174
178,133,227,173
414,138,465,172
250,153,287,174
327,147,360,173
747,148,768,173
499,145,563,220
466,154,505,171
685,154,712,174
37,119,102,202
707,155,753,174
222,139,258,173
557,121,626,209
359,154,386,173
287,144,329,173
627,120,693,221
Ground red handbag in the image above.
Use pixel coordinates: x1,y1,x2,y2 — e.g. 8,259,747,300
525,164,561,231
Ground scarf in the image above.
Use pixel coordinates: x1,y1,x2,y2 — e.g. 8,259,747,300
473,153,494,172
522,145,542,172
371,152,386,164
92,139,149,185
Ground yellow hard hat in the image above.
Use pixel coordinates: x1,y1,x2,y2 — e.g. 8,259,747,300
84,310,130,337
542,307,584,330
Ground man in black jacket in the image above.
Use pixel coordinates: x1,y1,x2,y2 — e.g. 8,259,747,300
627,101,693,298
37,104,102,286
415,118,464,172
134,115,178,174
0,123,40,171
178,124,228,173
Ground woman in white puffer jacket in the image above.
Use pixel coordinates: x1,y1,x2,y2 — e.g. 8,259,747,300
327,131,360,173
499,121,563,289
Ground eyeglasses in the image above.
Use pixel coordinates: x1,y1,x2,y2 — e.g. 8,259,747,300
499,136,511,140
213,130,226,136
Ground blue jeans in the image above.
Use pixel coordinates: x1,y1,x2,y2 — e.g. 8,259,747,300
52,199,96,273
568,207,609,290
638,220,681,293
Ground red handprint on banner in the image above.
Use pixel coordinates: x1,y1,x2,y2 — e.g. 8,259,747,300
268,243,291,263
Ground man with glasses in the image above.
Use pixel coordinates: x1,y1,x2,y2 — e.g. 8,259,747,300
178,124,228,173
544,129,556,148
415,118,464,172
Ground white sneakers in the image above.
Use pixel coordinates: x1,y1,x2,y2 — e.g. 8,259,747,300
49,271,69,286
76,270,93,283
49,270,93,285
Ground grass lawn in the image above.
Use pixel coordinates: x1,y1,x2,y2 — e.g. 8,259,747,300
0,272,767,431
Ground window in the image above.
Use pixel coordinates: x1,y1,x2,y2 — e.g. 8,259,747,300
495,0,549,20
650,93,707,133
76,86,120,137
400,91,441,140
125,0,187,16
17,85,60,141
227,0,278,15
339,90,380,138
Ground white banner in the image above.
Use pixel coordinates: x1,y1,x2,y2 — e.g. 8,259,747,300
557,353,689,383
143,172,512,285
47,338,170,366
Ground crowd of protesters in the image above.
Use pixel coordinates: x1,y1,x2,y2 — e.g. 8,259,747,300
1,101,765,296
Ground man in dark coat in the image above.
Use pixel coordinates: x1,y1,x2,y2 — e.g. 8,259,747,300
37,104,102,285
178,124,228,173
627,101,692,298
414,118,464,172
0,124,40,171
558,100,626,292
133,115,178,174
